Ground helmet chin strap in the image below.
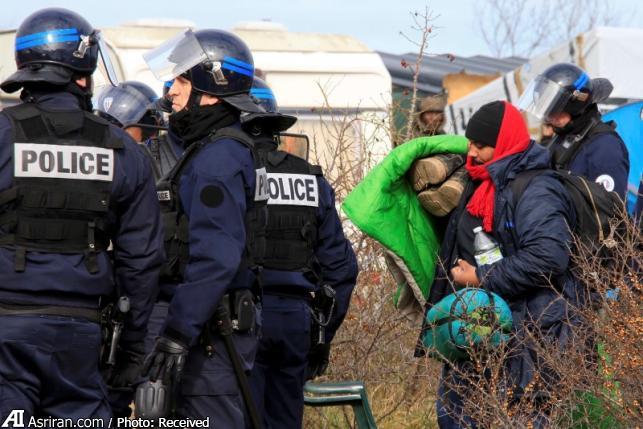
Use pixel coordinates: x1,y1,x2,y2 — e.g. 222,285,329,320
552,119,575,136
180,70,202,111
551,102,585,135
187,90,202,110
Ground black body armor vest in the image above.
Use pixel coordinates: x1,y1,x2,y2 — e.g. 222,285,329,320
157,127,268,283
0,103,125,273
261,148,323,278
143,133,179,181
549,119,620,170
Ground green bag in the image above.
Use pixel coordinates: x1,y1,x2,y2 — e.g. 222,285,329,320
422,288,513,362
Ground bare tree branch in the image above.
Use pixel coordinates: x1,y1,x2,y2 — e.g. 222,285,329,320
476,0,633,58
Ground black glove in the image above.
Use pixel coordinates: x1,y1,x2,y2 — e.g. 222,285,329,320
143,336,188,386
306,343,331,380
104,341,146,389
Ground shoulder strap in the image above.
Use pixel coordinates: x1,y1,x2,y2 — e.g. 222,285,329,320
309,164,323,176
212,126,256,151
586,120,618,139
3,103,41,121
212,126,262,171
83,112,125,149
164,127,258,184
510,169,547,207
3,103,48,141
164,140,204,184
4,103,125,149
553,118,617,170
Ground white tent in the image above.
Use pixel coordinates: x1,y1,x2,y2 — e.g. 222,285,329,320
445,27,643,135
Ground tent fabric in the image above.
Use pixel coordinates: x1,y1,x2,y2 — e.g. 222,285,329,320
602,101,643,213
445,27,643,135
342,135,469,314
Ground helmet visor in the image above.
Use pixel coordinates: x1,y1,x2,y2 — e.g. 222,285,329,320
94,84,157,127
96,33,120,87
143,29,207,82
277,133,309,161
517,75,572,121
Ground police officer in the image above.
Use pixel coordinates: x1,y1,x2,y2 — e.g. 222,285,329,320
244,78,358,429
94,80,180,179
0,8,164,422
140,29,268,427
518,63,630,197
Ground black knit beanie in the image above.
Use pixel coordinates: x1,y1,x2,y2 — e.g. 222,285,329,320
465,100,505,147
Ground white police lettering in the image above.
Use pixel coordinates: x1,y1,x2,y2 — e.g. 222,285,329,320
267,173,319,207
157,190,171,201
14,143,114,182
254,167,269,201
595,174,615,192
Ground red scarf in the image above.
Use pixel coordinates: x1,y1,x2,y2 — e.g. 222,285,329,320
465,101,530,232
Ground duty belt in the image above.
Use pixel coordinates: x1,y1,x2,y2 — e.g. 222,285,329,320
263,285,312,301
0,302,101,324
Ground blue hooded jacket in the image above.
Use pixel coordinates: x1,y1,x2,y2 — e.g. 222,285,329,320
424,142,586,394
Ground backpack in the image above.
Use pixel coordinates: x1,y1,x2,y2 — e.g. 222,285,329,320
511,169,625,256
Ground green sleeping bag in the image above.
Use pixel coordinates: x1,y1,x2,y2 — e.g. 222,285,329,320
422,288,513,362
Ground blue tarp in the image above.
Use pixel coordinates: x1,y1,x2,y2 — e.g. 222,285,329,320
603,102,643,213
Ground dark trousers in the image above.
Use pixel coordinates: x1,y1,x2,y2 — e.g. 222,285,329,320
436,364,479,429
175,307,260,429
0,314,111,422
248,295,311,429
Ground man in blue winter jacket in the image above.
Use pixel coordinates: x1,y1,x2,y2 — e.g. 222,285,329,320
422,101,585,429
0,8,164,422
518,63,629,198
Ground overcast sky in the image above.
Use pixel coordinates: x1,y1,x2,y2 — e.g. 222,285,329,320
1,0,641,57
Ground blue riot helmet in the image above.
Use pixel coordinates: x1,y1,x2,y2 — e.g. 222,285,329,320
95,80,164,129
243,76,297,132
144,29,263,113
518,63,613,121
250,76,278,113
1,7,119,93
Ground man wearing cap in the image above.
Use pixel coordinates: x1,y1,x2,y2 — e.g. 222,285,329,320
415,93,447,137
419,101,583,428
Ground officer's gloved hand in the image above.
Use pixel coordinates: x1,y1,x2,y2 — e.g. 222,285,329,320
107,341,146,388
143,336,189,386
306,343,331,380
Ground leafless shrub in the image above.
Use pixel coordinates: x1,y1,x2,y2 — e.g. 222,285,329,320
299,3,641,427
439,212,642,428
476,0,634,58
299,11,446,426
